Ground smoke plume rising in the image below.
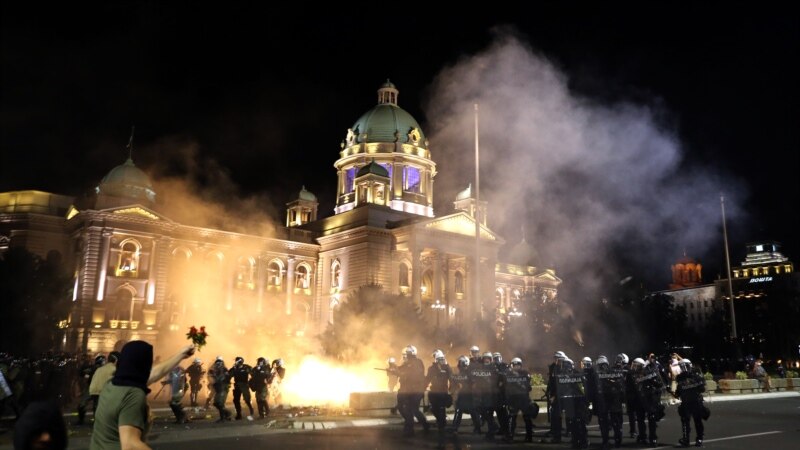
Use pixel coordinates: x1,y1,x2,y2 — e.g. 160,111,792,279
425,33,746,355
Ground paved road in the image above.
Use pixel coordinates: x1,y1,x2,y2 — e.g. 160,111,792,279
2,395,797,449
151,397,799,450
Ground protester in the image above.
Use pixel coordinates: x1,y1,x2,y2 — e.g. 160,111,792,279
89,341,195,450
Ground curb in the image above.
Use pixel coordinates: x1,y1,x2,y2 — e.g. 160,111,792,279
704,391,799,403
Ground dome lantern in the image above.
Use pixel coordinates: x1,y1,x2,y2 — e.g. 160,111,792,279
377,79,398,106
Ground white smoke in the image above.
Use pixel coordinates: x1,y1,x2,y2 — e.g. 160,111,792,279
425,33,745,294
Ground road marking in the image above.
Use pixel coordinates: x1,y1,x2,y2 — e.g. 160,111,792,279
703,431,783,443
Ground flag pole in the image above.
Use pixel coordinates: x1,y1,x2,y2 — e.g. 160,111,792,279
721,194,738,339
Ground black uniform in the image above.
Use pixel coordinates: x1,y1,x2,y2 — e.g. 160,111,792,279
591,364,625,448
210,362,231,422
505,367,535,442
621,362,638,439
546,361,564,441
450,365,480,432
469,360,501,439
186,362,204,407
394,355,428,435
633,364,665,445
556,366,588,448
426,362,453,444
675,369,707,447
250,362,272,418
229,363,254,419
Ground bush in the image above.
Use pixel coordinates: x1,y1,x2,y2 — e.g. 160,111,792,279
531,373,545,386
786,370,799,378
734,371,748,380
704,372,714,381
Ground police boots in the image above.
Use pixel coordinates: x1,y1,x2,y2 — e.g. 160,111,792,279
678,421,690,447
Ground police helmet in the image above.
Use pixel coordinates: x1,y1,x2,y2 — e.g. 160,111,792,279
194,358,202,364
257,357,267,365
274,358,284,367
387,357,396,365
616,353,629,365
596,355,609,368
562,357,574,370
469,345,480,356
678,358,692,373
235,356,244,365
492,352,502,364
481,352,493,364
95,354,106,365
511,357,522,366
215,356,224,364
433,349,445,360
632,357,646,370
554,350,566,360
405,345,418,357
457,355,470,368
581,357,593,369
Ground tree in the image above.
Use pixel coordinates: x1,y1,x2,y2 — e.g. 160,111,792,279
0,247,72,356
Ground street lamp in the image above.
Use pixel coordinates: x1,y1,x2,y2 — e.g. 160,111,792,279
431,299,446,328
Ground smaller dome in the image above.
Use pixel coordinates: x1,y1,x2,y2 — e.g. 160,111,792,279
298,186,317,202
456,184,473,201
356,161,389,178
381,79,396,89
97,158,156,203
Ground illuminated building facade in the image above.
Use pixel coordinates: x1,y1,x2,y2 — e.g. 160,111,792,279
0,82,561,353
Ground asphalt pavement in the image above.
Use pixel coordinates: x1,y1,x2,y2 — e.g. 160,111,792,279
9,392,791,450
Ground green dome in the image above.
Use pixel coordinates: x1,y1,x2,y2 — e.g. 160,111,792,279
97,158,156,203
351,104,425,144
356,161,390,178
298,185,317,201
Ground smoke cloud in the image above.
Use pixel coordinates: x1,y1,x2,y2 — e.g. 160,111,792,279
424,33,746,357
426,33,745,293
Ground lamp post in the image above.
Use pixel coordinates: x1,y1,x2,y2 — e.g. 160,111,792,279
431,299,446,329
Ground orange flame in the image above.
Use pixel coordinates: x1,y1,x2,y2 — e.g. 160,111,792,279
281,355,389,407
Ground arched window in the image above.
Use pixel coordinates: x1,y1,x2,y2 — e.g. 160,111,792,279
267,260,284,286
454,271,465,294
236,256,255,290
495,288,504,307
421,270,433,298
295,264,311,289
117,240,141,277
399,262,410,287
331,260,342,290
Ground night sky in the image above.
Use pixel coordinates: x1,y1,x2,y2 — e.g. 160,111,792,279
1,2,797,287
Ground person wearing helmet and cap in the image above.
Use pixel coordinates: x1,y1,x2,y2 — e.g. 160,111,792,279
229,357,254,421
546,351,567,442
210,356,232,423
555,357,589,448
592,355,625,449
250,357,272,419
505,357,535,442
631,357,665,446
616,353,638,440
391,345,428,436
165,364,188,424
186,358,204,407
449,355,480,434
469,352,501,441
426,350,453,447
468,346,481,365
674,359,707,447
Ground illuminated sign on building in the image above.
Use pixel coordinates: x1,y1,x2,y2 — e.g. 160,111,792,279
749,277,773,283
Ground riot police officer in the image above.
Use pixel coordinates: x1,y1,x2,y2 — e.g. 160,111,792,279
387,357,399,392
469,345,481,365
592,355,625,449
392,345,428,436
450,355,480,433
210,356,232,422
546,351,567,442
469,352,501,440
229,356,254,420
426,349,453,447
632,357,665,446
251,356,272,419
556,357,588,449
617,353,638,439
186,358,204,407
674,359,707,447
166,365,188,423
505,357,536,442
